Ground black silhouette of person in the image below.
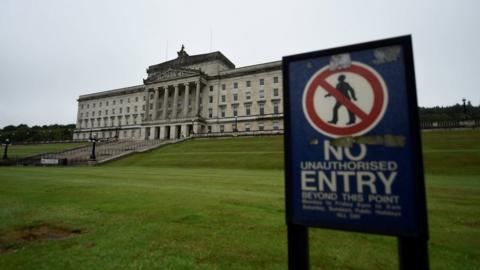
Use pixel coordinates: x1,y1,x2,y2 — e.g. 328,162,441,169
324,74,357,125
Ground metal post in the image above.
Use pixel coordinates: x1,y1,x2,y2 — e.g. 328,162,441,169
398,237,429,270
462,98,467,119
287,223,309,270
89,134,97,160
234,116,238,132
2,139,10,160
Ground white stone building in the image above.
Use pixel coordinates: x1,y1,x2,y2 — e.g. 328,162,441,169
73,47,284,140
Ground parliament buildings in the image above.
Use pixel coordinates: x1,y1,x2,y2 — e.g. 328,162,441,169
73,47,283,140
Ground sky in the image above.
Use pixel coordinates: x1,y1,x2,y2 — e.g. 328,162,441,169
0,0,479,128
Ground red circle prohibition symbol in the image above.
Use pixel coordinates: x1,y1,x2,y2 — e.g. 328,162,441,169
303,62,388,137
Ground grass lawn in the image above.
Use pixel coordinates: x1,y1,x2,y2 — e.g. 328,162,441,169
5,143,87,159
0,132,479,269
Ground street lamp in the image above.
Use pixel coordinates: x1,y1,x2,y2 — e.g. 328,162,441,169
2,138,11,160
234,115,238,132
89,134,98,160
191,120,195,136
462,98,467,119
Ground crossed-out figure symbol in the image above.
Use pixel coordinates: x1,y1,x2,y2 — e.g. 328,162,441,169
324,74,357,125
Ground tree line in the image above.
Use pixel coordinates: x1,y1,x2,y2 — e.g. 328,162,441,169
0,124,76,143
419,102,480,121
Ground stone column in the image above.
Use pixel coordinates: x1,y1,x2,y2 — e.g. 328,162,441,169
194,80,201,116
145,88,151,120
183,83,189,117
160,126,166,140
153,88,159,120
162,86,169,119
172,84,179,119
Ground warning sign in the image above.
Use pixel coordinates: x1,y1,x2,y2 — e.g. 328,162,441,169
303,62,388,138
283,36,428,237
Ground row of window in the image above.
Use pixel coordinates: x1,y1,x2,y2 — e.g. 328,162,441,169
79,114,144,128
80,105,146,118
209,102,281,118
213,88,280,104
80,96,145,110
213,76,280,92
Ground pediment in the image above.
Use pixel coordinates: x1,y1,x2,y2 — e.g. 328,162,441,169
144,68,201,84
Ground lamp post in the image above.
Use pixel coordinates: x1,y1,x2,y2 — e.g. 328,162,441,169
89,134,98,160
462,98,467,119
191,120,195,136
2,138,11,160
234,115,238,133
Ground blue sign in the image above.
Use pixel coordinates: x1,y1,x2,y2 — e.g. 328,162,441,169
283,36,428,237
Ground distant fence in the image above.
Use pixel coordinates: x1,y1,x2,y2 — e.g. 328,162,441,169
420,119,480,130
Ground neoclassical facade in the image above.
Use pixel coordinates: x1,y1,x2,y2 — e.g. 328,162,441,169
73,47,284,140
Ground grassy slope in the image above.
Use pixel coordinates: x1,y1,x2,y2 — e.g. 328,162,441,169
5,143,87,159
0,132,479,269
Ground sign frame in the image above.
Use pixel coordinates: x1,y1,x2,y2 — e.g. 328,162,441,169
283,35,428,238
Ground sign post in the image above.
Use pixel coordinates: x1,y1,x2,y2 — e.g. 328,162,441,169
283,36,428,269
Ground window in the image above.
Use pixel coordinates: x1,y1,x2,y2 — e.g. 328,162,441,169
134,106,138,112
150,104,153,110
119,108,123,114
273,121,280,130
135,97,138,102
208,126,212,133
259,78,264,86
112,108,115,114
210,85,213,92
273,88,279,97
143,96,146,101
99,102,102,107
245,91,251,100
245,123,251,132
259,104,265,115
98,110,101,116
92,111,95,117
209,96,213,103
127,107,130,113
233,93,238,102
245,104,251,116
222,84,226,90
113,100,116,105
273,102,279,114
87,104,90,109
127,98,130,103
208,108,213,118
80,113,83,118
233,105,238,117
233,82,238,89
259,89,265,99
220,125,225,133
81,104,84,109
106,101,109,106
245,80,251,88
259,123,264,131
120,99,123,104
221,95,226,102
273,76,279,83
221,108,226,118
93,103,96,108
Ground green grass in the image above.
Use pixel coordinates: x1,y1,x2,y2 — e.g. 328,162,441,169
5,143,87,159
0,132,479,269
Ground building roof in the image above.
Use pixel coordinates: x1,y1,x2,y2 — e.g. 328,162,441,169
147,51,235,73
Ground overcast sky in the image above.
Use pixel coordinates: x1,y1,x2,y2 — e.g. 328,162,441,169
0,0,479,127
